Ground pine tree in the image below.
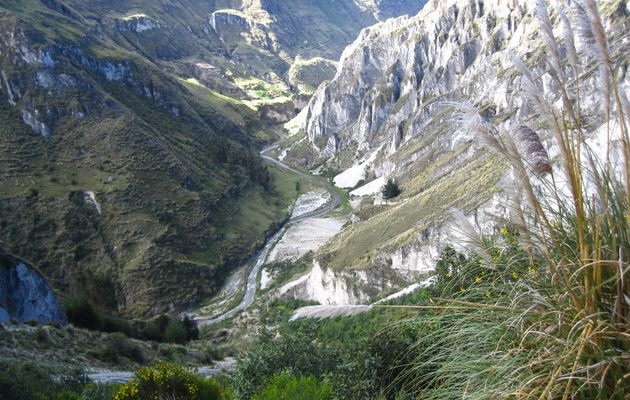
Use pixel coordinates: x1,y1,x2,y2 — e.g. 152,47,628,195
382,179,400,199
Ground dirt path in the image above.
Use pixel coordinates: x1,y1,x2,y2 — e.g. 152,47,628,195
194,144,340,326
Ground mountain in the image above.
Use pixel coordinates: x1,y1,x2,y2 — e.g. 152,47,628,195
0,0,426,317
0,246,67,324
278,0,629,303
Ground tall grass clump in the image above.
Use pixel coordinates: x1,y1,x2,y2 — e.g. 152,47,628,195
292,1,629,398
392,0,630,398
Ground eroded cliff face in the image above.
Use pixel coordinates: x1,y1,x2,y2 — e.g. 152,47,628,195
279,0,629,304
0,249,67,324
296,0,535,162
0,0,430,317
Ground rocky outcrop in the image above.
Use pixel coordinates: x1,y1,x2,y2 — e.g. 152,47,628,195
0,248,67,325
297,0,533,163
280,0,630,304
115,15,162,33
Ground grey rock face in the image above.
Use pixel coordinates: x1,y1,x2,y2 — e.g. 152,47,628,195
115,16,162,33
280,0,630,305
299,0,534,166
0,249,67,325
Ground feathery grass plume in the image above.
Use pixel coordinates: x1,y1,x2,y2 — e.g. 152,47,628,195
535,0,564,81
576,0,612,113
555,1,579,73
448,208,483,249
446,101,503,152
515,124,552,175
509,52,560,134
618,83,630,126
501,179,534,255
571,0,595,47
448,101,553,238
290,305,373,321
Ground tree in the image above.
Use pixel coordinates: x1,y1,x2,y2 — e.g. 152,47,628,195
182,315,200,341
382,179,400,199
163,318,187,344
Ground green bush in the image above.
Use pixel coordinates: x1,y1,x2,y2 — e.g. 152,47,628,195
232,329,340,399
381,179,400,199
0,361,86,400
98,333,145,364
34,326,49,343
64,297,102,330
114,362,224,400
64,297,199,344
79,383,118,400
163,318,188,344
253,371,331,400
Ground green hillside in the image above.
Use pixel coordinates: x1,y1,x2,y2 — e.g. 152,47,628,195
0,0,294,317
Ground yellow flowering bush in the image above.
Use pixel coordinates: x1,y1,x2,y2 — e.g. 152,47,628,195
114,362,224,400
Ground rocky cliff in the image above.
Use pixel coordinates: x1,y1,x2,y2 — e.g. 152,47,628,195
0,248,67,324
0,0,430,318
279,0,629,304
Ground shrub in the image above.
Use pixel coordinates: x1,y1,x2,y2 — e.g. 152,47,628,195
79,383,118,400
64,297,101,330
232,329,340,399
163,318,188,344
0,362,86,400
381,178,400,199
114,362,224,400
253,371,331,400
98,333,144,365
34,326,48,343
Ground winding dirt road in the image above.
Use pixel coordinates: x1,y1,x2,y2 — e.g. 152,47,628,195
194,145,340,326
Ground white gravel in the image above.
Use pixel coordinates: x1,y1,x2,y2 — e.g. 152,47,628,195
333,146,382,188
350,176,385,197
268,217,345,263
291,191,331,218
262,217,345,289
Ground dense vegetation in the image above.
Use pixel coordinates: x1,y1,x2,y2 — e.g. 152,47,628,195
64,297,199,344
0,361,112,400
114,363,225,400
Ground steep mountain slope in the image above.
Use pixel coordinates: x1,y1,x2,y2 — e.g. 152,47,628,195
0,0,429,317
0,0,278,317
279,0,629,303
55,0,428,116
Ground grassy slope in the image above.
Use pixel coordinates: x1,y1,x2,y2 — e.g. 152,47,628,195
313,102,506,271
0,0,298,317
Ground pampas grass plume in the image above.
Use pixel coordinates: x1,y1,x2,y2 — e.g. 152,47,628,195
290,305,374,321
515,124,552,175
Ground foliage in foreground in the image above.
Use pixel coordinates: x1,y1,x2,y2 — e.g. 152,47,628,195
0,361,115,400
394,1,630,398
114,362,225,400
252,371,331,400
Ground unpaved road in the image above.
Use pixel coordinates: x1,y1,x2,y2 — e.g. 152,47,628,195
88,359,236,384
194,145,340,326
